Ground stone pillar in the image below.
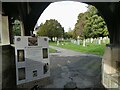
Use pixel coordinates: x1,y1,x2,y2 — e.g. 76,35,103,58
0,14,1,44
102,45,120,88
1,16,10,45
0,16,1,90
20,20,25,36
2,45,16,89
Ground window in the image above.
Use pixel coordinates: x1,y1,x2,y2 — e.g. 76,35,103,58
44,38,47,41
28,37,38,46
17,50,25,62
42,48,48,59
33,70,37,77
43,63,49,74
18,68,25,80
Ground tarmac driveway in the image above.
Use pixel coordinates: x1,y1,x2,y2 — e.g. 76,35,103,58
45,46,104,89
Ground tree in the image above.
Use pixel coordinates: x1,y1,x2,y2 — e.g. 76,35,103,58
83,5,109,38
73,5,109,39
37,19,64,41
73,13,86,39
12,20,21,36
64,28,73,39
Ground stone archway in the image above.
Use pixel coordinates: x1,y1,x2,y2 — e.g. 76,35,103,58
37,2,120,88
1,1,120,89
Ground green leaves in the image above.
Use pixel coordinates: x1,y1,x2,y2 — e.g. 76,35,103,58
12,20,21,36
73,5,109,39
37,19,64,40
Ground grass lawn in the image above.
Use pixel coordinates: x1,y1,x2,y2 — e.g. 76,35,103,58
49,41,106,56
49,48,57,53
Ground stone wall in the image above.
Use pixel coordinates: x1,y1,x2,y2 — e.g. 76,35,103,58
2,45,16,88
1,45,51,89
102,46,120,89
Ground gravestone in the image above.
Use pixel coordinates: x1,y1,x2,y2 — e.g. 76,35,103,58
83,39,86,47
54,37,57,42
74,40,77,44
98,37,103,44
96,38,99,44
90,38,93,43
77,36,80,45
71,40,74,44
57,41,60,46
77,40,80,45
103,37,106,44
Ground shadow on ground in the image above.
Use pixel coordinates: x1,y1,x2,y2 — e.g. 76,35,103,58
45,55,105,89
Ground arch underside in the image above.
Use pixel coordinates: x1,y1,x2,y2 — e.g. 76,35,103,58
1,1,120,89
2,2,120,45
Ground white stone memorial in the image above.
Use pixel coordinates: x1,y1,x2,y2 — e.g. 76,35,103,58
90,38,93,43
15,36,50,85
77,36,80,45
77,40,80,45
57,40,60,46
74,40,77,44
99,37,103,44
83,39,86,47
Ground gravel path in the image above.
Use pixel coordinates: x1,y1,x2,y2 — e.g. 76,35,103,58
45,46,104,89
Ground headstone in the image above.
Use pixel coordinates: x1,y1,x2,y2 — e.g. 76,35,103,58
77,40,80,45
57,41,60,46
90,38,93,43
98,37,102,44
74,40,77,44
77,36,80,45
93,38,96,44
54,37,57,42
96,38,99,44
87,38,90,43
83,39,86,47
52,37,54,41
71,40,74,44
103,37,106,43
98,39,101,44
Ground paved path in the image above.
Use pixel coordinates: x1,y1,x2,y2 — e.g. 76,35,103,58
49,45,101,57
45,46,104,89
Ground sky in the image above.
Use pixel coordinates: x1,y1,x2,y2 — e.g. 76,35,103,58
37,1,88,32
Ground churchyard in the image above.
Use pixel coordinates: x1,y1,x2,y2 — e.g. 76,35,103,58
49,36,110,56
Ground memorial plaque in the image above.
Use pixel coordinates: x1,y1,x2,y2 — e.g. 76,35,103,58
28,37,38,46
17,50,25,62
15,36,50,86
33,70,37,77
18,68,25,80
43,48,48,59
43,63,49,74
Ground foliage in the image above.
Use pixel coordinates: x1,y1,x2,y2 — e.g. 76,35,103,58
12,20,21,36
73,13,86,39
37,19,64,41
64,28,73,39
73,5,109,39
